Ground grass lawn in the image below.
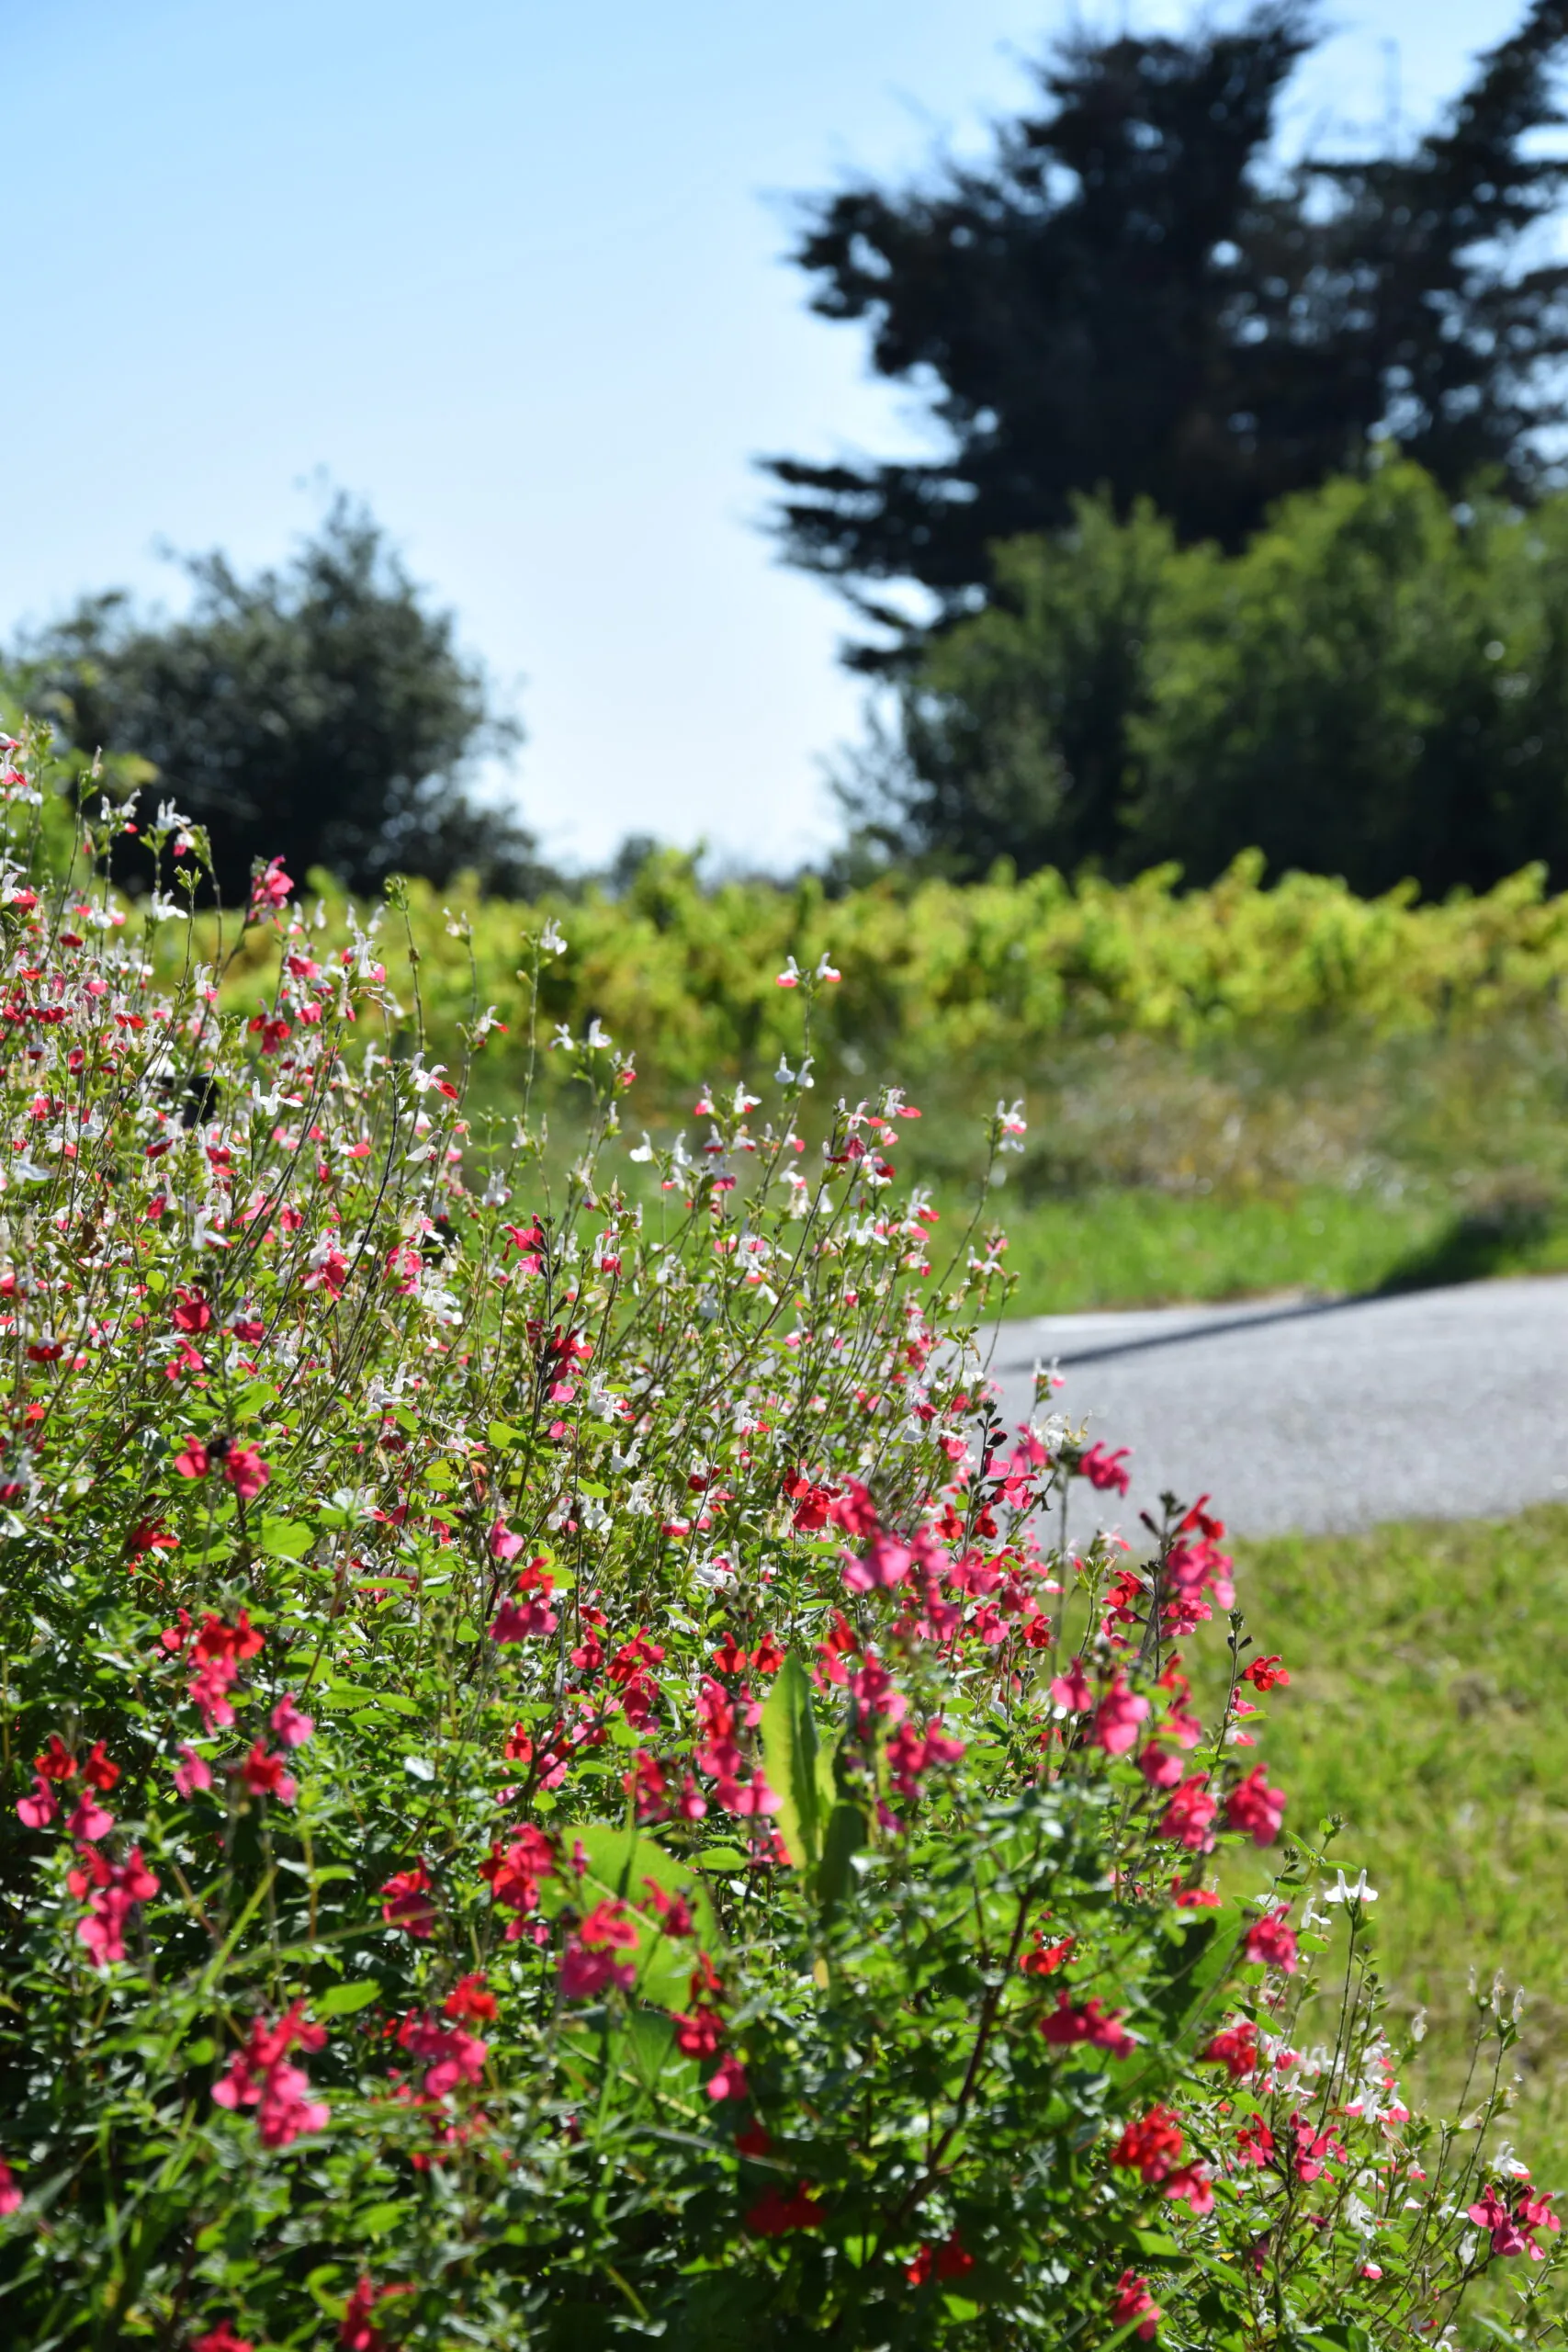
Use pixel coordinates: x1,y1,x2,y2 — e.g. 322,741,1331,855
942,1179,1568,1315
1222,1504,1568,2185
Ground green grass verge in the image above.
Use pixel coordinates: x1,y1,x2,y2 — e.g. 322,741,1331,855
1224,1504,1568,2184
975,1182,1568,1314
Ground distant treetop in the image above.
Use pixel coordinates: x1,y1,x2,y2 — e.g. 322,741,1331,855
766,0,1568,665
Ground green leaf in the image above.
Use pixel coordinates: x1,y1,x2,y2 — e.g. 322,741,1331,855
761,1652,834,1875
316,1979,384,2016
260,1520,313,1559
817,1799,869,1913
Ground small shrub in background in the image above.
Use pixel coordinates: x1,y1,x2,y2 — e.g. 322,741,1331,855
0,729,1558,2347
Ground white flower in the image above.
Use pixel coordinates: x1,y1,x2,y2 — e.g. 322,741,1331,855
586,1017,611,1049
539,918,568,957
1323,1868,1379,1906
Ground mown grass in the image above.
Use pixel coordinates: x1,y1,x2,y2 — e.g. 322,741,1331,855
1223,1504,1568,2183
976,1182,1568,1313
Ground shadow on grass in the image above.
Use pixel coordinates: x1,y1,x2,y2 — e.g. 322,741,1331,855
1376,1195,1563,1295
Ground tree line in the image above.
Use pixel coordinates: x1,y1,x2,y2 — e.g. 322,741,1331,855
12,0,1568,904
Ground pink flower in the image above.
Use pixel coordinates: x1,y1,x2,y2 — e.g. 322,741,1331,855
72,1845,159,1967
1469,2182,1562,2260
174,1441,210,1480
250,856,295,910
221,1446,269,1500
1050,1660,1093,1713
705,2052,750,2101
0,2156,20,2215
1163,2162,1214,2214
1288,2110,1344,2183
1244,1904,1298,1973
558,1900,640,2000
841,1530,913,1591
174,1743,213,1798
1137,1741,1183,1789
1110,2269,1160,2341
396,2010,489,2099
1040,1996,1135,2060
270,1693,315,1748
490,1561,558,1642
1160,1775,1218,1850
194,2328,253,2352
1090,1670,1150,1757
489,1517,525,1563
17,1773,57,1828
66,1791,115,1841
213,2003,328,2147
1225,1765,1286,1847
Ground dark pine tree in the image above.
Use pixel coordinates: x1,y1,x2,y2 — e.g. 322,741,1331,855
766,1,1568,665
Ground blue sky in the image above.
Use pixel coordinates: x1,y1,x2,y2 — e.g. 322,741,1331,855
0,0,1535,869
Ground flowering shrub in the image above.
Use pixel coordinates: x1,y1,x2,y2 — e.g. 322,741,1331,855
0,731,1557,2347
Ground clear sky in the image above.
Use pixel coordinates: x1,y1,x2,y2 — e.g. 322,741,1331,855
0,0,1535,871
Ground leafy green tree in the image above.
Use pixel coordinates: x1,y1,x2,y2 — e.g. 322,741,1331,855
14,498,546,903
768,1,1568,662
851,461,1568,896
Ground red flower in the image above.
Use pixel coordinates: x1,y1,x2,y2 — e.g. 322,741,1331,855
490,1560,558,1642
906,2233,974,2284
173,1288,212,1333
1110,2269,1160,2340
745,2182,824,2234
1110,2104,1185,2184
1019,1932,1074,1977
1079,1442,1131,1495
1200,2019,1260,2080
339,2275,412,2352
1240,1653,1290,1692
241,1741,297,1805
1244,1904,1298,1973
479,1827,555,1925
193,2327,253,2352
270,1692,314,1748
672,2007,724,2057
380,1862,437,1938
1288,2110,1345,2183
444,1973,498,2026
1225,1765,1286,1847
1050,1660,1092,1713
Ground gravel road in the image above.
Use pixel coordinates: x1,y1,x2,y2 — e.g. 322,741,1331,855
988,1274,1568,1538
